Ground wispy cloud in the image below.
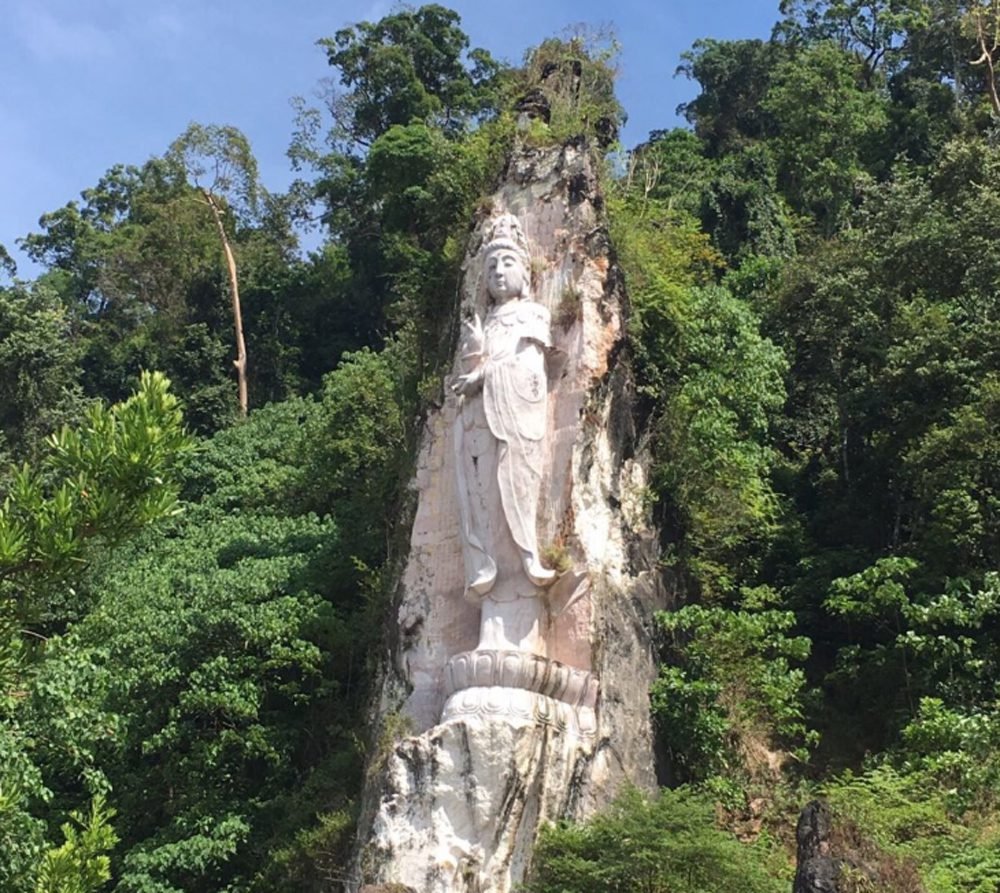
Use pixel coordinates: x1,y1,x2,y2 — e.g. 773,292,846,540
12,2,115,62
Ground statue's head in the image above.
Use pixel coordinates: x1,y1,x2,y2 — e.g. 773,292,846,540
483,214,531,303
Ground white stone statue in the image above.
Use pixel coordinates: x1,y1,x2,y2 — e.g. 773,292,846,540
452,214,556,623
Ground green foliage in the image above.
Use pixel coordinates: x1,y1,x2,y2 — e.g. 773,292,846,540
11,349,407,892
0,283,86,462
517,30,625,145
901,697,1000,813
252,807,355,892
24,484,334,890
19,142,307,431
525,786,787,893
289,6,521,405
0,371,193,626
316,3,503,149
0,243,17,281
653,594,814,783
755,133,1000,751
636,11,1000,854
678,39,787,155
0,375,191,893
706,144,798,262
823,560,1000,749
775,0,927,76
823,766,1000,893
0,717,49,893
651,285,787,591
167,124,261,219
763,41,890,231
35,796,117,893
627,129,715,219
611,188,786,593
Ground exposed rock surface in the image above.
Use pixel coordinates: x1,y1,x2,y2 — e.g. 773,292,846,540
793,799,925,893
794,800,841,893
349,140,664,893
514,88,551,124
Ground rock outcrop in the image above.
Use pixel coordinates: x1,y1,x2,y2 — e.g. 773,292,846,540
792,799,925,893
350,140,663,893
794,801,841,893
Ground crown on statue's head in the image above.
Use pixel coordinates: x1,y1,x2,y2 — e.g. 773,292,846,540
483,213,531,271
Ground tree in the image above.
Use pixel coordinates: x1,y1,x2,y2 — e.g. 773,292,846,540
763,41,890,231
0,370,194,628
167,124,266,417
315,3,503,152
286,6,517,403
653,594,814,783
17,162,235,427
34,798,118,893
15,350,407,892
774,0,927,80
0,283,85,462
677,39,787,155
0,244,16,283
965,0,1000,113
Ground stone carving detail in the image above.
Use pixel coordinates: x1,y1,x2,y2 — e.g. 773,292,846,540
453,214,556,604
444,649,598,708
450,212,585,664
441,686,597,738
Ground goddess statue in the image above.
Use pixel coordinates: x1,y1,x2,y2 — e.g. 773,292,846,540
452,214,556,628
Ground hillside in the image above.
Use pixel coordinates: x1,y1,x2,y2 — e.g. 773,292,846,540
3,3,1000,891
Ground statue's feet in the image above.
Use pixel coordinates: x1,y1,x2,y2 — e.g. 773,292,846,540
524,557,556,588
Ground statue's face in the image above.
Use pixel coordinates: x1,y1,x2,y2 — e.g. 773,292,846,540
486,249,527,302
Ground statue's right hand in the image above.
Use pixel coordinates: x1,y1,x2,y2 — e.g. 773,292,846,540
462,315,485,349
452,369,484,396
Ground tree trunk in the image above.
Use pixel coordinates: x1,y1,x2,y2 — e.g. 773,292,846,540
972,8,1000,117
203,189,249,416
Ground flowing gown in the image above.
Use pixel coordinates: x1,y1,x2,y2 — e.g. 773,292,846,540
455,298,552,601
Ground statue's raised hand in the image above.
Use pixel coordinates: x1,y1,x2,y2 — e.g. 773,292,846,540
461,314,485,353
452,367,484,396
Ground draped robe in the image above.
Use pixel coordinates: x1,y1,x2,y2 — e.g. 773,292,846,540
455,298,552,600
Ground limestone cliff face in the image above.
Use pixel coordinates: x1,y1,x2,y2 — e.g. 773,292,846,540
350,140,665,893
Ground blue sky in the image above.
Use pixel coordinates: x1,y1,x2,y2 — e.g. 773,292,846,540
1,0,779,276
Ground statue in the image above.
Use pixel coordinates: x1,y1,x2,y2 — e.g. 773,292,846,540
452,214,556,621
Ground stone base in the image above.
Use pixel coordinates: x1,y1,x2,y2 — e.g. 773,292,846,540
358,711,594,893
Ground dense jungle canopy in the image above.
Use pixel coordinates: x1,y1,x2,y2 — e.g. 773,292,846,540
5,2,1000,890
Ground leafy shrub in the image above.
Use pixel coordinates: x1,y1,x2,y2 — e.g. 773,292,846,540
652,591,814,783
823,766,1000,893
525,786,787,893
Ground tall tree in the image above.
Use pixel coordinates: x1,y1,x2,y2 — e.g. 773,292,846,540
314,3,503,152
168,124,264,416
965,0,1000,112
0,282,85,462
774,0,927,79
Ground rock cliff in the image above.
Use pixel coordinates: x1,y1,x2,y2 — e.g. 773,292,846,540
350,139,664,893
